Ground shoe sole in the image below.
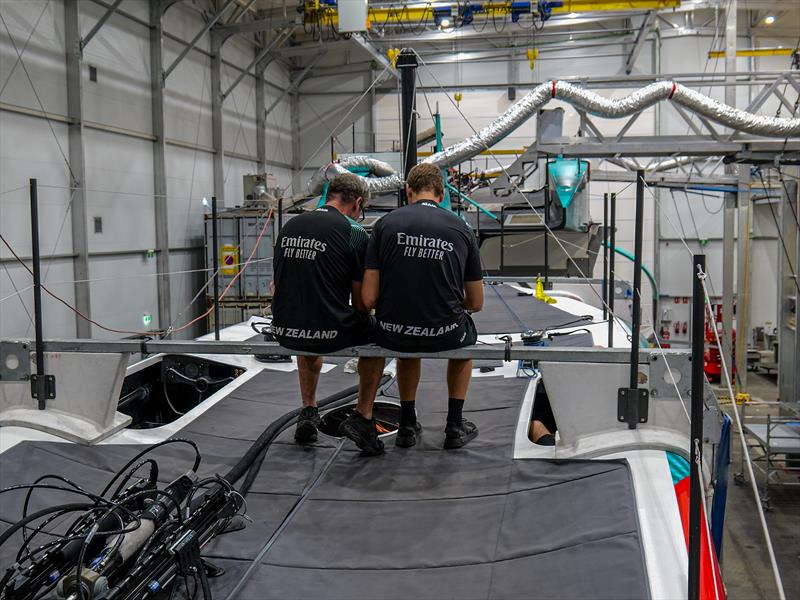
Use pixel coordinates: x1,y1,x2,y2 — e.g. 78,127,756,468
339,421,384,456
443,429,478,449
295,421,318,445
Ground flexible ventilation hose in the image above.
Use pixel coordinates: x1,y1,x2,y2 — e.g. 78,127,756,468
308,80,800,195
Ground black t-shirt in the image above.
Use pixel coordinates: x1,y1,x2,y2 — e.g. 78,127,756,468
272,205,368,348
365,200,482,339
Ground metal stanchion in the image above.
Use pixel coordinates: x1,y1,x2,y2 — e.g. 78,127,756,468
603,192,609,320
29,178,49,409
688,253,706,600
211,196,221,341
608,192,617,347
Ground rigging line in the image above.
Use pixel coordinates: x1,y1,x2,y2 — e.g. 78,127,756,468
697,264,786,600
280,61,391,198
487,284,527,332
0,261,34,324
222,67,258,185
25,188,76,337
0,0,50,97
170,52,210,329
0,9,75,182
167,209,274,335
0,284,34,304
756,170,800,294
36,184,185,199
415,51,632,337
0,184,29,196
775,167,800,232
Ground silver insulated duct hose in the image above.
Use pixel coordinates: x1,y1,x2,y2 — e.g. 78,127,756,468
308,80,800,195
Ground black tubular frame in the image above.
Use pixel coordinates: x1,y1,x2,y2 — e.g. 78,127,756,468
29,178,46,410
628,171,645,390
607,192,617,347
211,196,221,341
688,253,706,600
603,192,609,320
397,49,418,208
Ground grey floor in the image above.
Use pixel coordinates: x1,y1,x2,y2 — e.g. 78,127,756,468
719,373,800,600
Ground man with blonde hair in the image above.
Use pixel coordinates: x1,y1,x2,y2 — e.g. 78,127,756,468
341,163,484,451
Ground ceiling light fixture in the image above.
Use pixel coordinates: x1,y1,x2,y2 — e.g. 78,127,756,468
764,15,776,25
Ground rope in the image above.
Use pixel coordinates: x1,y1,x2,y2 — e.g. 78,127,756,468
696,264,786,600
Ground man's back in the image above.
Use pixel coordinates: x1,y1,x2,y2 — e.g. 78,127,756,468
272,206,368,351
366,200,482,338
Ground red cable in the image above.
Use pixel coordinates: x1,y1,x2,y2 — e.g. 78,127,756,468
669,82,677,100
169,209,274,335
0,207,273,338
551,80,557,98
0,232,164,336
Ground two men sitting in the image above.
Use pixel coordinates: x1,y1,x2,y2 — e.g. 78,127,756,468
271,164,484,455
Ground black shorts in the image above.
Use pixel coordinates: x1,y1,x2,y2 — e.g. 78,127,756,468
375,315,478,354
275,314,375,355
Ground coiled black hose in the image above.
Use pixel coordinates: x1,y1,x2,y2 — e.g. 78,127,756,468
227,375,391,496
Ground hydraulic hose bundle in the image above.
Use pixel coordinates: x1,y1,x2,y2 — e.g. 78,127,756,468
0,440,243,600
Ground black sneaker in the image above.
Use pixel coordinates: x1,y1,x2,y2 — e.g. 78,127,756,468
339,411,385,456
295,406,320,445
395,421,423,448
443,419,478,449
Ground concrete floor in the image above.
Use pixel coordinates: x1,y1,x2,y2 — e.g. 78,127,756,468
719,373,800,600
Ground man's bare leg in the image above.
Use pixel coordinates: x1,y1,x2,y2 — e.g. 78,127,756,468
396,358,422,402
394,358,422,447
295,355,323,444
446,358,472,400
355,357,385,420
297,355,323,407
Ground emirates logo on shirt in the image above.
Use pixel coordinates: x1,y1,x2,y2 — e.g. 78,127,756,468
280,235,327,260
396,232,454,259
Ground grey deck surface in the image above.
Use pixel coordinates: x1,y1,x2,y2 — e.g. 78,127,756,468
1,358,647,599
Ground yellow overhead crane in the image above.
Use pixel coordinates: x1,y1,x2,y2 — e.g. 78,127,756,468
303,0,680,29
708,47,798,58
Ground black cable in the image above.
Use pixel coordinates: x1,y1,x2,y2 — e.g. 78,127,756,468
235,379,389,496
20,474,88,555
99,438,201,498
109,459,159,501
0,503,93,548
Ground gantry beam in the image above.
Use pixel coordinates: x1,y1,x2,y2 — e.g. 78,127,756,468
23,338,690,365
164,0,239,80
351,34,398,79
81,0,124,49
625,10,656,74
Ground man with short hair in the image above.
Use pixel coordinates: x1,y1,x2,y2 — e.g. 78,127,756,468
271,173,385,453
345,162,484,450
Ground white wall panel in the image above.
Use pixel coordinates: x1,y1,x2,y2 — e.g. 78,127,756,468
0,0,67,114
83,129,155,252
80,2,152,133
88,255,159,340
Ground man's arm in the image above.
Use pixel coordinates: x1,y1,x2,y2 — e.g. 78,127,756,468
362,269,380,310
351,281,367,313
463,280,484,312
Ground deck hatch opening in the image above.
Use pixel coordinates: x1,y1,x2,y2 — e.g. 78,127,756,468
318,401,400,438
